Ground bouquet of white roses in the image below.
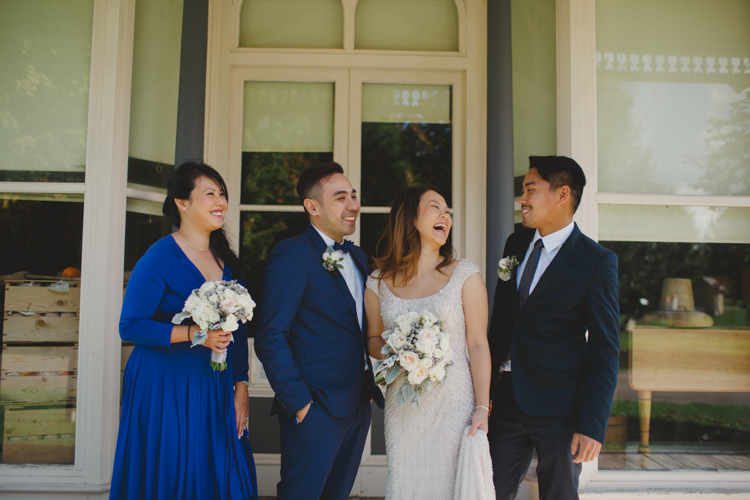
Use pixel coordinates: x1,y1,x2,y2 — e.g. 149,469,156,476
373,310,451,408
172,280,256,371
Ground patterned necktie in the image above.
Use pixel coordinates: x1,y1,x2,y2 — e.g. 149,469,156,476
333,239,354,254
518,239,545,310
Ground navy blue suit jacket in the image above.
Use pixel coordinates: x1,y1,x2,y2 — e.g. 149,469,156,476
255,224,384,419
488,224,620,444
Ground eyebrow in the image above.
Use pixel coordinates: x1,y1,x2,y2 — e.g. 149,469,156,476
523,181,536,188
333,189,356,196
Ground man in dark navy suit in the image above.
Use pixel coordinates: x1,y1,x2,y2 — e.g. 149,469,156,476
488,156,620,500
255,162,384,500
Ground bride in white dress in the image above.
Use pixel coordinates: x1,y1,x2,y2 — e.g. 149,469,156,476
365,186,492,499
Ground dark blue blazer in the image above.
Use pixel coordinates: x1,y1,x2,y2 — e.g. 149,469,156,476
255,224,384,419
488,224,620,444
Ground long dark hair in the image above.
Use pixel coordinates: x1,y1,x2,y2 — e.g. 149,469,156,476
373,186,454,287
163,161,243,279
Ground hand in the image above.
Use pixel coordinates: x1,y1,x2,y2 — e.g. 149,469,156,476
570,433,602,463
468,407,489,438
234,382,249,439
295,402,311,424
202,329,232,354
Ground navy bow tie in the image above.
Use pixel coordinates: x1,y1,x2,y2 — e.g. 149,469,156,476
333,240,354,254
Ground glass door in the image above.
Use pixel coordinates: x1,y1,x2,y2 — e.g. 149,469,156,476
227,65,464,473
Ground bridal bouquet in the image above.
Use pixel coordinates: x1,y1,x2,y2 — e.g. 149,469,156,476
172,280,256,371
373,310,451,408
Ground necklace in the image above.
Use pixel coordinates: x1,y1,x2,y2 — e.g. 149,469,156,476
179,232,210,253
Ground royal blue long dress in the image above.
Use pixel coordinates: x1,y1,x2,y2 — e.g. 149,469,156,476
111,235,257,500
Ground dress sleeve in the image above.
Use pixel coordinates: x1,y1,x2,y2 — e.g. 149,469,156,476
119,250,174,348
366,272,381,295
456,259,481,291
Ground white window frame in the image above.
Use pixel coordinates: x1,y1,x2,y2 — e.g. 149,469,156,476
0,0,136,494
558,0,750,492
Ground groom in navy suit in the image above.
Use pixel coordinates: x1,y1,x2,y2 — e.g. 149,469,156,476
255,162,384,500
488,156,619,500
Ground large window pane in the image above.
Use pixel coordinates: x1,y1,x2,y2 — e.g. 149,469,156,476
361,83,452,206
0,0,94,182
239,0,343,49
355,0,458,52
127,0,183,192
511,0,556,188
598,240,750,471
596,0,750,195
0,193,84,464
241,82,334,206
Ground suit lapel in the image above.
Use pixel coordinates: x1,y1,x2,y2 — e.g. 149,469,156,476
512,230,535,316
306,225,360,330
520,224,582,314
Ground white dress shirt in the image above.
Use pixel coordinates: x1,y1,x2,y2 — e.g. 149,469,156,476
312,225,364,328
501,220,575,372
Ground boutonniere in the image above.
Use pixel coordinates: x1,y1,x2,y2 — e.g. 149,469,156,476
497,255,520,281
322,246,345,273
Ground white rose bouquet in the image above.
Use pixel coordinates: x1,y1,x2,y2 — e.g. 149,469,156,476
373,310,451,408
172,280,256,371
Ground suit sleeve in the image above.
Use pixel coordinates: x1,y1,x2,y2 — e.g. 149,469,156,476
254,239,313,417
119,251,173,347
577,251,620,443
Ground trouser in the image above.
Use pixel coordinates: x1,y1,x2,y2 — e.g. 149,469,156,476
488,372,582,500
277,389,371,500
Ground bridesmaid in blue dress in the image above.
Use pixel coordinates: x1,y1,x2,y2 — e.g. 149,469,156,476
111,162,257,500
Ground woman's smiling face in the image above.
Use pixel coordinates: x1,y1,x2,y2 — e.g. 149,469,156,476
178,175,228,232
415,190,452,248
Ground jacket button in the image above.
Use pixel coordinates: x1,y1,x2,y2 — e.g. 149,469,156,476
514,320,520,326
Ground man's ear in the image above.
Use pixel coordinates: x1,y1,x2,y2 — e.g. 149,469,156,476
558,186,571,207
304,198,319,216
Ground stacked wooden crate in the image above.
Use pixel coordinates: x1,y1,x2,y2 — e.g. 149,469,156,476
1,279,79,464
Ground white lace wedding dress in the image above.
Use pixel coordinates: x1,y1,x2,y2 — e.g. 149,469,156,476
367,259,481,500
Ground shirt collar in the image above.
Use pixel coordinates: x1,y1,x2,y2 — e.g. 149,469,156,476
311,224,337,248
532,221,575,254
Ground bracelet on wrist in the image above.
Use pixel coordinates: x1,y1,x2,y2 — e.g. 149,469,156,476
475,405,490,412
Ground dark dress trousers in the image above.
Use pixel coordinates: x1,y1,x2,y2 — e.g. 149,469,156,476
255,224,383,500
488,224,619,500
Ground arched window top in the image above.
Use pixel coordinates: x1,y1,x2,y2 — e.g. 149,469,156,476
355,0,459,52
239,0,343,49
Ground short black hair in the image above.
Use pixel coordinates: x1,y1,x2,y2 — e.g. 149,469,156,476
296,161,345,215
529,155,586,212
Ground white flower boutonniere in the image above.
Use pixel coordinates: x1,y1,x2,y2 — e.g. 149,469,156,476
322,246,345,273
497,255,520,281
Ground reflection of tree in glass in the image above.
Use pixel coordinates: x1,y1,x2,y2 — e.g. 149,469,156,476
600,241,750,327
596,79,663,193
697,88,750,196
241,152,333,205
360,123,452,206
1,33,91,182
239,211,309,335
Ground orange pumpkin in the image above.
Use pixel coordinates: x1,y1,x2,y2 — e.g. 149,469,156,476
62,267,81,278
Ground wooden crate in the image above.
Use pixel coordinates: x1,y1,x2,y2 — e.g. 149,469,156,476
1,405,75,465
0,346,78,403
3,316,79,343
4,283,80,314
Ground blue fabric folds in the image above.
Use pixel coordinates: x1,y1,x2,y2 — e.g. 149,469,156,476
111,235,257,500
